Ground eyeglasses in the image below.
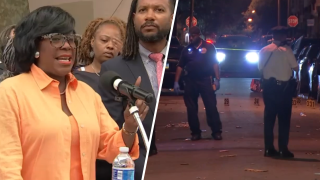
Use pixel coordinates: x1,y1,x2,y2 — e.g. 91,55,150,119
41,33,82,49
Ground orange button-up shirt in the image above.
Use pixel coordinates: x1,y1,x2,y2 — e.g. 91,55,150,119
0,64,139,180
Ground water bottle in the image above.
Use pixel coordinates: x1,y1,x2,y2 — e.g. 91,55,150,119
112,147,135,180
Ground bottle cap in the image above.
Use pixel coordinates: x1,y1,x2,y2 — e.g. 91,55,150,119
119,147,129,153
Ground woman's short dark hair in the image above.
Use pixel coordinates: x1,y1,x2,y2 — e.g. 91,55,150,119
13,6,75,74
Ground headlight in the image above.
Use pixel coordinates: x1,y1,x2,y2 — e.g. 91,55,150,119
245,52,259,63
216,52,226,62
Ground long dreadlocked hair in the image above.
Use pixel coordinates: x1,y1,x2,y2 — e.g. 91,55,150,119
78,17,127,66
0,24,15,60
122,0,176,60
0,38,16,81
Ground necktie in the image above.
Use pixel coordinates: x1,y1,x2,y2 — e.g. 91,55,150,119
149,53,164,88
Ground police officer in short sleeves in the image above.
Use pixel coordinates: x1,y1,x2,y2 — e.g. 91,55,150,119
259,26,299,158
174,26,222,141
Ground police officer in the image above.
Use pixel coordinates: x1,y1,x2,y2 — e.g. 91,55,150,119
259,26,299,158
174,26,222,141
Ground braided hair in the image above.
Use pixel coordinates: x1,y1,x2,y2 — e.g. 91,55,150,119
0,24,15,58
0,36,16,81
78,17,126,66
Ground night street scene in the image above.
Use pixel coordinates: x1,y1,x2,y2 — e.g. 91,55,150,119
146,0,320,179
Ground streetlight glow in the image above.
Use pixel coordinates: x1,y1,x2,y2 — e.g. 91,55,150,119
252,10,255,13
248,18,253,22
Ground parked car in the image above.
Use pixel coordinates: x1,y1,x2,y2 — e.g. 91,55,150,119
298,44,320,102
162,36,184,91
314,52,320,103
292,36,320,58
297,46,309,64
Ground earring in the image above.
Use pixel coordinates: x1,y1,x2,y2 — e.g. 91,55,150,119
89,51,95,58
35,51,40,58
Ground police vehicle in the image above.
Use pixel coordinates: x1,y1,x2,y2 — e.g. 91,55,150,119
215,35,260,76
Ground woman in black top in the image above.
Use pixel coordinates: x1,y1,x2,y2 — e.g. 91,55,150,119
73,17,126,180
74,17,125,91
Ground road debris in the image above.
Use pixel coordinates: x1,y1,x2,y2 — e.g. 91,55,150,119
300,112,306,116
220,154,236,157
219,150,229,153
220,111,225,114
236,126,242,128
245,169,268,172
305,152,319,155
315,173,320,175
165,122,189,128
296,125,301,128
196,177,206,179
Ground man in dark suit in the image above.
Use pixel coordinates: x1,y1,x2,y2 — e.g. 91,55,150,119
97,0,176,179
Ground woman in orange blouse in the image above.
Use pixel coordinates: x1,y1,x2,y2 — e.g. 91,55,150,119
0,6,148,180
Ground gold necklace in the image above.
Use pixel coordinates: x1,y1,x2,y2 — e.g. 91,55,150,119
91,64,100,76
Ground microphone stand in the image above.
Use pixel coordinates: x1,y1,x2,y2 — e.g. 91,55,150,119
124,88,149,151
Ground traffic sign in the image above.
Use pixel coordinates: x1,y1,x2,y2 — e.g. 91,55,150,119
287,15,298,27
186,16,197,27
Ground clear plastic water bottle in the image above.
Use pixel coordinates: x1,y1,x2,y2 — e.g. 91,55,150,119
112,147,135,180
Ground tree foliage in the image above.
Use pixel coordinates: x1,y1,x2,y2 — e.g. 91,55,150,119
176,0,251,36
242,0,284,35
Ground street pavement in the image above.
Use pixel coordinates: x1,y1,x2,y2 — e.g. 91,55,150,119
144,78,320,180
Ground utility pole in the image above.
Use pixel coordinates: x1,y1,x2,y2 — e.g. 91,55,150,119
189,0,194,31
278,0,281,26
287,0,290,18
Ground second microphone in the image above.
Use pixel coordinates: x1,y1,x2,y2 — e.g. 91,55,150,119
100,71,154,104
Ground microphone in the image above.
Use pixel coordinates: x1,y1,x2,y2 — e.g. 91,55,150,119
100,71,154,103
99,71,150,151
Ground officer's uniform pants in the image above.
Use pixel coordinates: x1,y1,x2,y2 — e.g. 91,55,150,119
183,77,222,135
150,131,157,151
263,79,292,151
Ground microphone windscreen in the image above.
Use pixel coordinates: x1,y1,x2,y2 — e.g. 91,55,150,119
99,71,122,91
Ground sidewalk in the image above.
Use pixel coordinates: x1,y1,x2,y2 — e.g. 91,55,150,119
145,78,320,180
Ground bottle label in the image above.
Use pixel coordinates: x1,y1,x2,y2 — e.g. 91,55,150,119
112,168,134,180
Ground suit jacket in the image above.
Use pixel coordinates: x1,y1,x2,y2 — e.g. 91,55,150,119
98,55,156,155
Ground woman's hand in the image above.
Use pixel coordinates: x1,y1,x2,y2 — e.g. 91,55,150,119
123,76,149,132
